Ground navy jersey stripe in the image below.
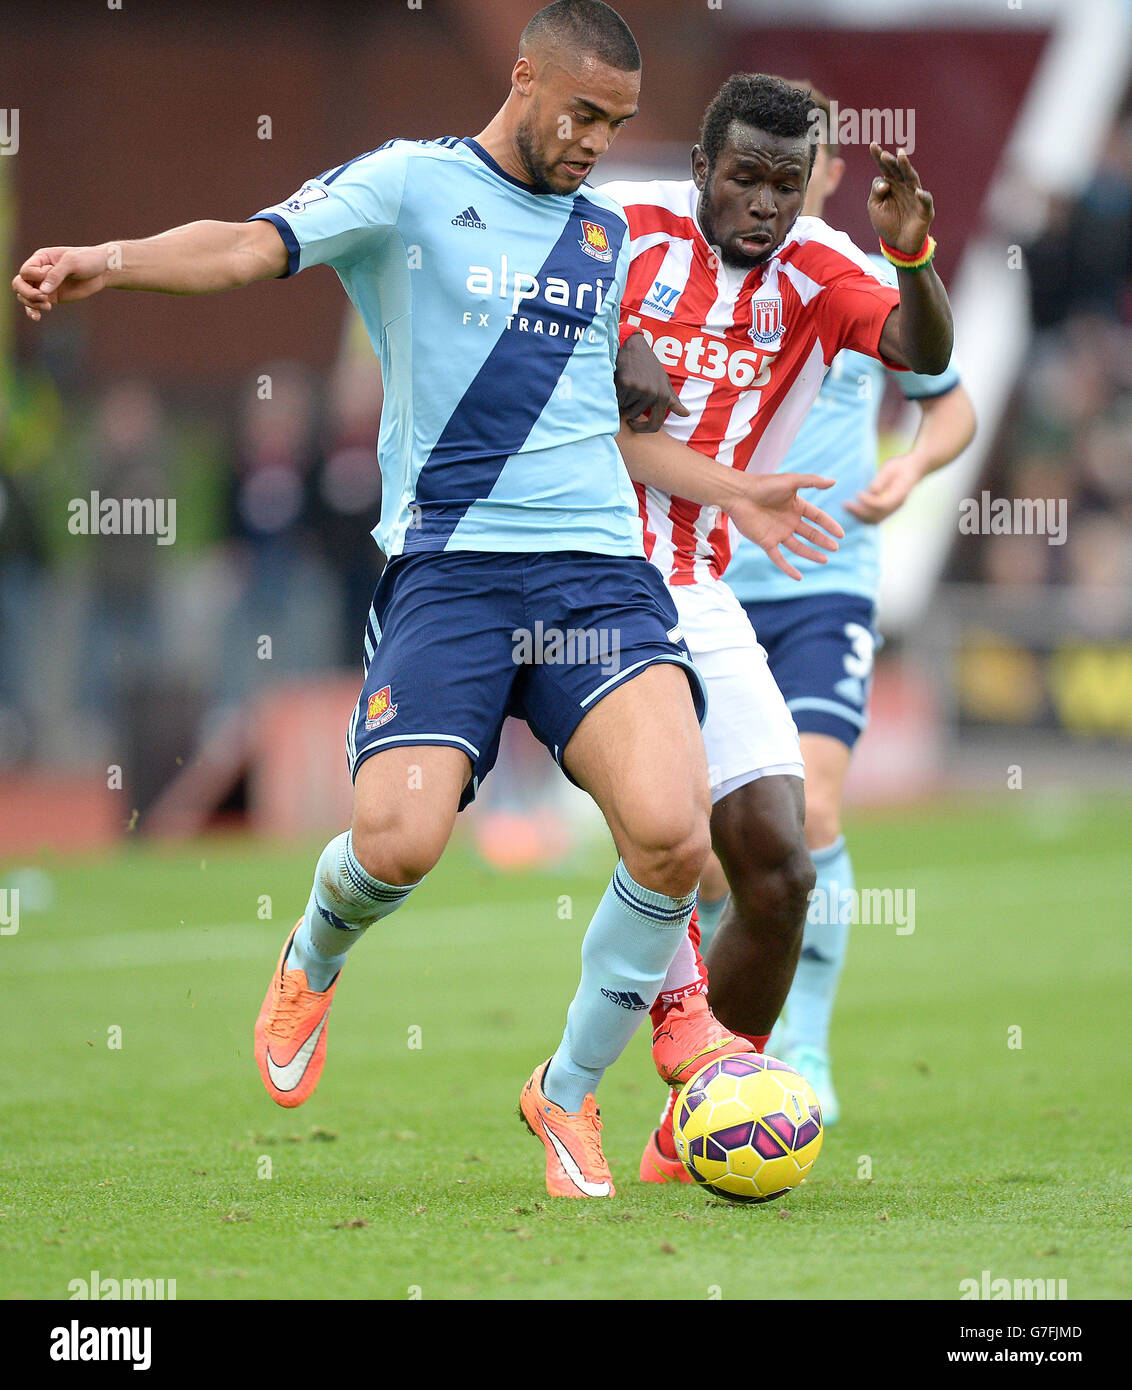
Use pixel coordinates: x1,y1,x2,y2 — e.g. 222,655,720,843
407,195,626,551
318,137,460,185
319,145,383,185
461,137,540,194
247,212,301,277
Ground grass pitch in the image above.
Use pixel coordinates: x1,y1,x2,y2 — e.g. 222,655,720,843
1,793,1128,1301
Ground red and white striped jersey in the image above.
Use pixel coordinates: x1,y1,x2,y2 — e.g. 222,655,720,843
600,178,901,585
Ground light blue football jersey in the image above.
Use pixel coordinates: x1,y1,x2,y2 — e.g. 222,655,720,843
724,256,961,603
250,137,641,559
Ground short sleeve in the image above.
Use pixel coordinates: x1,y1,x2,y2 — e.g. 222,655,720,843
892,352,962,400
248,144,410,277
796,231,901,367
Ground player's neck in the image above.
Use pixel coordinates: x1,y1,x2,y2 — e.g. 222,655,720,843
472,109,536,189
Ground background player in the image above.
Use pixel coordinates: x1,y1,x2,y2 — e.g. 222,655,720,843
706,81,976,1123
13,4,841,1199
600,73,956,1178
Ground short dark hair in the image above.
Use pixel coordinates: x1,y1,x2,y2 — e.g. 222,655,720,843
700,73,819,171
521,0,641,73
777,76,836,153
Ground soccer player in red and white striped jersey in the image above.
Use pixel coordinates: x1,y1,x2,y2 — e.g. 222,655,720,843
614,180,904,586
603,74,954,1179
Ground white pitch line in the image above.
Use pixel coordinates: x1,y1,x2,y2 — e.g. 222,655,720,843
0,848,1124,977
0,901,538,977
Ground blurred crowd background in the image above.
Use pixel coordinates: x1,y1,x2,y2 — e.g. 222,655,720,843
949,113,1132,606
1,0,1129,852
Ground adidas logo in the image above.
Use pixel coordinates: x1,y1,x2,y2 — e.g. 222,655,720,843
601,988,648,1011
451,205,487,230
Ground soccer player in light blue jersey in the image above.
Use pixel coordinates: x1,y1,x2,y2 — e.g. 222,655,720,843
15,3,843,1197
701,84,976,1122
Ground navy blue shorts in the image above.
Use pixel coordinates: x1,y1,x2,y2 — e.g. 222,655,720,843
740,594,878,750
347,551,708,809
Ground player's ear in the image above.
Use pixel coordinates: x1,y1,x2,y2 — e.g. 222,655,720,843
825,155,847,199
691,145,709,190
513,54,536,96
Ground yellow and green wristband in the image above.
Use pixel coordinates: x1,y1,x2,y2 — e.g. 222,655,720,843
879,233,937,271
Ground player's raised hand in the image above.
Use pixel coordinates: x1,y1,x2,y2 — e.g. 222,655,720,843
729,473,844,582
12,245,114,321
615,330,692,432
844,453,924,524
866,143,934,255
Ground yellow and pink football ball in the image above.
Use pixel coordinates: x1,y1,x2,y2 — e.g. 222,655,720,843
673,1053,824,1204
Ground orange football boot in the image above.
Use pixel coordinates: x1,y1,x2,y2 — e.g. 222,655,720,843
519,1061,615,1198
651,991,754,1086
254,923,340,1108
639,1086,692,1184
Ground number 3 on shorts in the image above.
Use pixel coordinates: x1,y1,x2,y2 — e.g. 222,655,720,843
842,622,875,681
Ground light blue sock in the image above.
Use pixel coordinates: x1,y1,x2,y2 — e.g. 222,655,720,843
286,831,419,991
544,862,696,1111
784,836,853,1053
696,892,728,953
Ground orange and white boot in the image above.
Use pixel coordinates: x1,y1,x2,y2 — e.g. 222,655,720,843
519,1061,615,1198
254,923,340,1108
651,991,754,1086
639,1086,692,1184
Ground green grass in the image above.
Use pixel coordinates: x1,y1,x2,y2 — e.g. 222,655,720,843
2,793,1129,1300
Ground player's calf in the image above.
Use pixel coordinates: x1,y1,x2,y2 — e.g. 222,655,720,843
705,775,815,1038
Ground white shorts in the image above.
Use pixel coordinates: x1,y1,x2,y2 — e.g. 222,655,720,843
671,576,804,804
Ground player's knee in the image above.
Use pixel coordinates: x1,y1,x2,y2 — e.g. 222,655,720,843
727,837,814,936
803,791,841,852
778,843,817,929
350,809,447,887
625,811,712,900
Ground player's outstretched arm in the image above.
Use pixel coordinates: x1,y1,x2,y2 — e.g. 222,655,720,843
13,219,288,321
868,143,953,376
616,425,843,581
846,382,976,524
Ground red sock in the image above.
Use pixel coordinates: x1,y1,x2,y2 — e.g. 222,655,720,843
735,1030,770,1053
649,908,710,1032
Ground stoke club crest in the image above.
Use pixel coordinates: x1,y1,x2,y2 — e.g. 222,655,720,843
749,294,785,349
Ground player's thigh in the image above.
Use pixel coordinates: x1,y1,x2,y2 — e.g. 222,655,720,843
699,850,730,901
747,592,875,787
676,578,804,807
514,552,710,872
345,553,524,880
798,732,852,850
351,743,471,885
563,659,711,866
710,772,808,877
